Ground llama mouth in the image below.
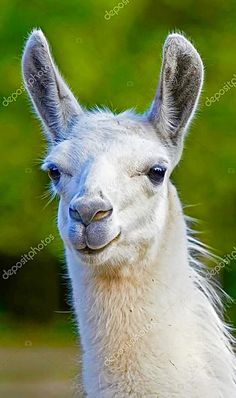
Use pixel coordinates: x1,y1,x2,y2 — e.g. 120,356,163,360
76,233,121,256
77,246,106,255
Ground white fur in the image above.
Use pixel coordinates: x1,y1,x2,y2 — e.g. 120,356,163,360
66,183,236,397
22,30,236,397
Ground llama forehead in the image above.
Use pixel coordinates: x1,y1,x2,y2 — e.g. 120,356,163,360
69,110,158,142
44,110,170,171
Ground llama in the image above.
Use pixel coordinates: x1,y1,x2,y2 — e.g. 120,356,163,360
22,29,236,397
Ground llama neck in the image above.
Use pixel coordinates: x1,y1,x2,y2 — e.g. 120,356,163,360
66,185,198,395
66,186,236,397
68,185,189,330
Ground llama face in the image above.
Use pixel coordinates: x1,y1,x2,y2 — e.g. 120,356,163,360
42,112,171,265
22,30,203,267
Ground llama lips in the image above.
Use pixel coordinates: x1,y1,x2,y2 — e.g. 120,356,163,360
69,218,120,252
78,232,121,255
85,221,120,251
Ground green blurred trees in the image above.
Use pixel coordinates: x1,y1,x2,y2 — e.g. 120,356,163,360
0,0,236,323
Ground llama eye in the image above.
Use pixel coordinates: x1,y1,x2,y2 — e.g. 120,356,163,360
147,165,166,185
48,165,61,183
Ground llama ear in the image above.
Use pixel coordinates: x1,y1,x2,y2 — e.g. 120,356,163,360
22,29,83,143
147,34,203,154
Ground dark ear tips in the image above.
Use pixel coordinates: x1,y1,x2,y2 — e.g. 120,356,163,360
22,30,83,143
24,29,48,50
22,30,48,68
147,33,203,151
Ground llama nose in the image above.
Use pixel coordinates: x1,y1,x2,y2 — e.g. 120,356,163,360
69,196,113,226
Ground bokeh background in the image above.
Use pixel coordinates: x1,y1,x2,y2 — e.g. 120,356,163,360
0,0,236,396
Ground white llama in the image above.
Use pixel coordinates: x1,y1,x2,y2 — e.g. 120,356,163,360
22,30,236,397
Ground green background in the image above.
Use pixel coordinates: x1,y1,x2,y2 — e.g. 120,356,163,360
0,0,235,395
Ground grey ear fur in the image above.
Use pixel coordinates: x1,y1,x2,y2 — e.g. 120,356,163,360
148,33,204,153
22,29,83,143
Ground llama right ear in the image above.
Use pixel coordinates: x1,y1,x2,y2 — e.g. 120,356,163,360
22,29,83,143
147,34,203,158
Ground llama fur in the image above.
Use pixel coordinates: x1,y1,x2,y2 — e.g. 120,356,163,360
22,29,236,397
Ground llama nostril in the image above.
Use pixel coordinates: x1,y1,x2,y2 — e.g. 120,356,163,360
69,195,113,226
92,209,113,222
69,207,82,222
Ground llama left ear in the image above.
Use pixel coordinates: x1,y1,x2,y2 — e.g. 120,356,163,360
147,34,203,156
22,29,84,143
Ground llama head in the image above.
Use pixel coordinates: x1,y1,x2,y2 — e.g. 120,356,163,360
22,30,203,267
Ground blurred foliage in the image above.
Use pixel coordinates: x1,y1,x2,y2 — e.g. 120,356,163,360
0,0,235,324
0,314,76,347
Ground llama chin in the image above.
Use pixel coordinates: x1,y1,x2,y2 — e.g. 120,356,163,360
22,29,236,397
